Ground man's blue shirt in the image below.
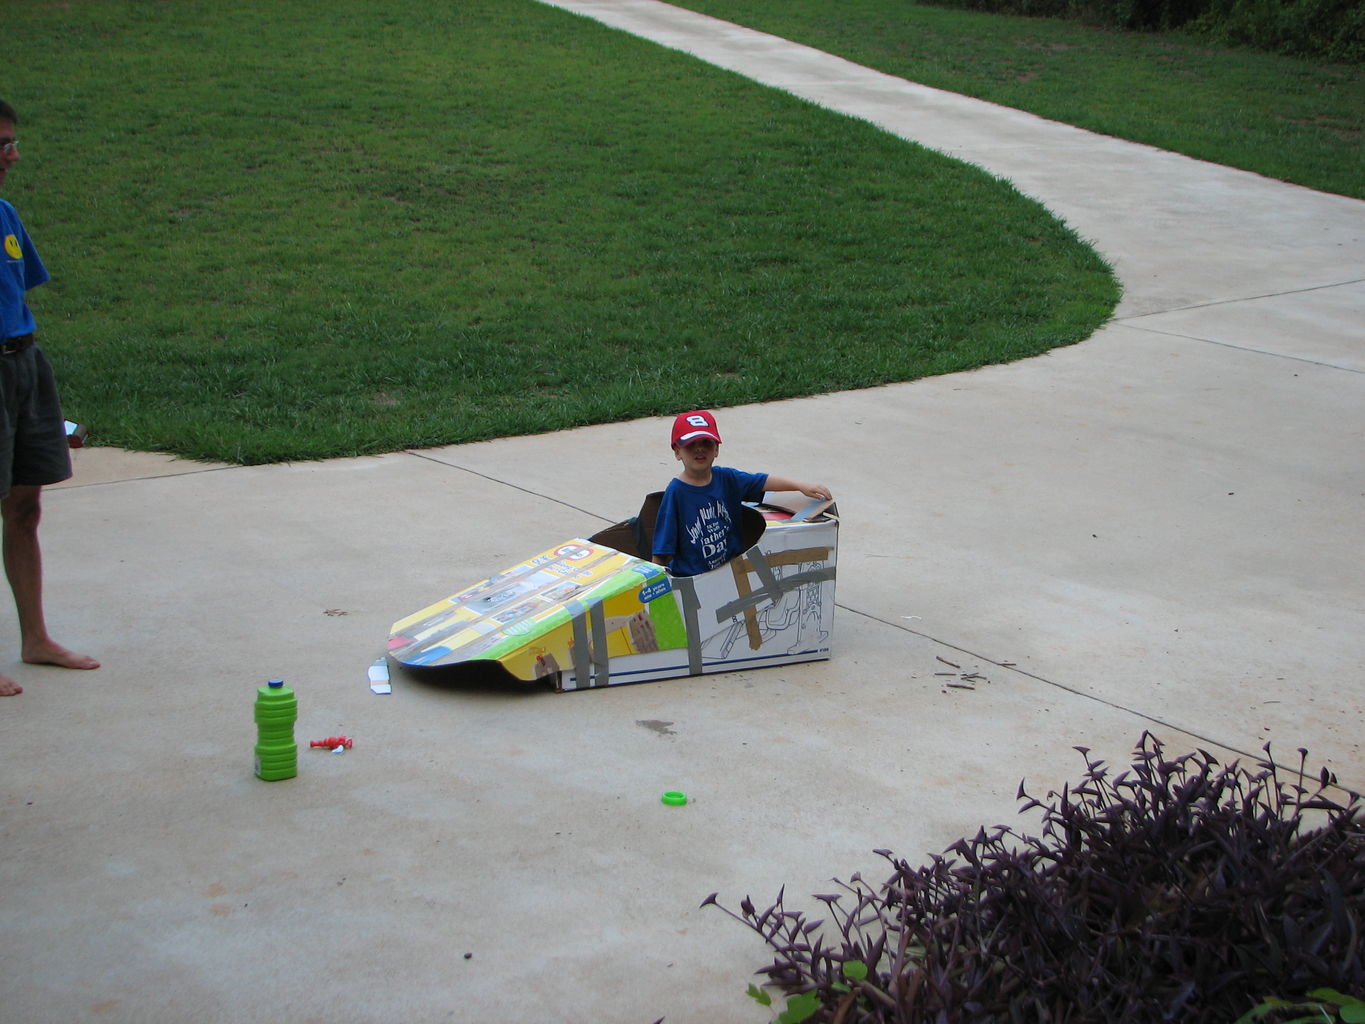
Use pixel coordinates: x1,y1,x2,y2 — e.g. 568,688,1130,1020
653,466,768,576
1,198,49,339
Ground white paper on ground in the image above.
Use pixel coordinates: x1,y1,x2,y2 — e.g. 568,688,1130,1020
368,658,391,695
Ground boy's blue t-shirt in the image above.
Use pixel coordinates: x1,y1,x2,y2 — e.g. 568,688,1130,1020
653,466,768,577
1,199,49,339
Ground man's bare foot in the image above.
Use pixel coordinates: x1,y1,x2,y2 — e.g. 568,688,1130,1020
0,674,21,696
22,640,100,671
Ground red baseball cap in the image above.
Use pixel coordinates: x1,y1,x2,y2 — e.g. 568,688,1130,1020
671,410,722,446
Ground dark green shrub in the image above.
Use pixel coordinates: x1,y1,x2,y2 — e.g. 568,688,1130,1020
1187,0,1365,61
921,0,1215,27
921,0,1364,60
705,733,1365,1022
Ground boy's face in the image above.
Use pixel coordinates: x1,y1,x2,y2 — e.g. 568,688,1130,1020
0,120,17,190
674,437,719,474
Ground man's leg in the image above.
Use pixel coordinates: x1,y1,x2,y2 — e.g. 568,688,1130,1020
2,483,98,673
0,483,29,695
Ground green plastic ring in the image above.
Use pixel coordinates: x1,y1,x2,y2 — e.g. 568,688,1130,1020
661,791,688,806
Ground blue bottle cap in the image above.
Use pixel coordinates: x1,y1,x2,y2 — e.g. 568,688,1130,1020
268,679,285,688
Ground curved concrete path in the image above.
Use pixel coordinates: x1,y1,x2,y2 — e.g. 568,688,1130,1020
4,3,1362,1022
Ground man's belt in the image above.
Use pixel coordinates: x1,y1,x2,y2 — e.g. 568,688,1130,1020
0,333,35,355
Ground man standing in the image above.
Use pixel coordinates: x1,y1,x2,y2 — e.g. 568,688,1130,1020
0,98,98,696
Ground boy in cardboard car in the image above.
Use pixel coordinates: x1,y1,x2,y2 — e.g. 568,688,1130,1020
652,409,832,576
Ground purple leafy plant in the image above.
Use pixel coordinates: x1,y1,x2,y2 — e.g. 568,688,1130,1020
704,732,1364,1023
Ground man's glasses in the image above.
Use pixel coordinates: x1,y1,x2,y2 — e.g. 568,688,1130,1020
0,141,17,156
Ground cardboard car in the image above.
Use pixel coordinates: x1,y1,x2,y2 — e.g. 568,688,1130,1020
387,492,838,691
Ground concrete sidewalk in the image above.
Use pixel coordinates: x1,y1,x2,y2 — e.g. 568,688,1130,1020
4,2,1363,1022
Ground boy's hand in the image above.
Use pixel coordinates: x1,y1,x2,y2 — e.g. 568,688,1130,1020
798,482,832,501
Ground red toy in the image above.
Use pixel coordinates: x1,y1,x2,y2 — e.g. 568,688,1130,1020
309,736,353,749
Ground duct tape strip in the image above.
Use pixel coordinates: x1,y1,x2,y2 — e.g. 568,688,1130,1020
774,565,836,590
673,576,704,676
568,600,591,691
746,548,782,603
729,558,763,651
715,549,783,623
714,549,835,623
589,602,610,687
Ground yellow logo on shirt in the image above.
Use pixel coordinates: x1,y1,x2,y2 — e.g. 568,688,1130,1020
3,234,20,260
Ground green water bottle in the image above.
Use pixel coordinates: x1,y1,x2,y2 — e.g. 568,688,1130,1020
254,678,298,781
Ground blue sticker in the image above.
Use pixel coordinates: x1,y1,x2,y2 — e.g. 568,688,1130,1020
639,578,673,604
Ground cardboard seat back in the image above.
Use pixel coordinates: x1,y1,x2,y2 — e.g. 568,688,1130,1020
589,491,766,563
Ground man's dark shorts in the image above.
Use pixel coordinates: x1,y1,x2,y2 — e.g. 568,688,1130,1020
0,342,72,501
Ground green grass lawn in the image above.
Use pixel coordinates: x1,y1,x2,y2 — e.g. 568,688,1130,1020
671,0,1364,201
7,0,1124,464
